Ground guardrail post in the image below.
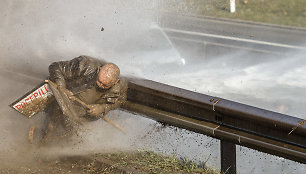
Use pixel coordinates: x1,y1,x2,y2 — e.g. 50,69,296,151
221,140,236,174
126,78,306,164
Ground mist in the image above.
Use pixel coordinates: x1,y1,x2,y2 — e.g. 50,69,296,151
154,51,306,118
0,0,165,168
0,0,305,173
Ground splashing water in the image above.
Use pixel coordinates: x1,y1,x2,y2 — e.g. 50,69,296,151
0,0,305,173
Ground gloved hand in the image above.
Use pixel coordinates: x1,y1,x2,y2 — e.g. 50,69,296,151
87,104,106,117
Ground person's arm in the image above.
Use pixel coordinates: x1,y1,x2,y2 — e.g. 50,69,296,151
48,56,83,88
48,56,107,88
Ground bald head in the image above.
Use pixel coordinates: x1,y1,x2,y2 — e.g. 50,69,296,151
96,63,120,89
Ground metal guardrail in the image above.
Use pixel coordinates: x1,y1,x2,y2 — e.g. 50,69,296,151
122,78,306,174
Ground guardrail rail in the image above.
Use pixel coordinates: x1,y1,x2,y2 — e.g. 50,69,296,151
122,78,306,174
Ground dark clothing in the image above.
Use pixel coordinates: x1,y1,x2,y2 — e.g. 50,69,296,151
43,55,127,142
49,55,127,118
49,55,105,93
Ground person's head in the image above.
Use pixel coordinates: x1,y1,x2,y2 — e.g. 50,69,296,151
96,63,120,89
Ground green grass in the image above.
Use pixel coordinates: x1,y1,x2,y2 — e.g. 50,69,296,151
161,0,306,28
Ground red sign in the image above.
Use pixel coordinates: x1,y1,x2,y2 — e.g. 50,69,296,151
10,82,54,118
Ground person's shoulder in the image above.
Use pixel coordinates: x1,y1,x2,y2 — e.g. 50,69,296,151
118,77,128,89
109,77,128,93
76,55,108,65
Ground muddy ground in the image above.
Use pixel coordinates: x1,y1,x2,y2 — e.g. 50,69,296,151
0,151,217,174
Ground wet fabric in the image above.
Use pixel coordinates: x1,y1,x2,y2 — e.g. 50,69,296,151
43,55,128,142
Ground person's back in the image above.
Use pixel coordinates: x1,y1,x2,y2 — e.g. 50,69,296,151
41,55,127,144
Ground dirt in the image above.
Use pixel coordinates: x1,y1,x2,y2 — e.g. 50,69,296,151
0,151,218,174
19,96,54,118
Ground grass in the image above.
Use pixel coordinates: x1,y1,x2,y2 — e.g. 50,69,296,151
0,151,218,174
101,150,218,174
161,0,306,28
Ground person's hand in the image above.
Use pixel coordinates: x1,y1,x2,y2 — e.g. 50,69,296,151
87,104,106,117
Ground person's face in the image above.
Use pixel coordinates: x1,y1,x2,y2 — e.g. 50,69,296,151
96,77,111,89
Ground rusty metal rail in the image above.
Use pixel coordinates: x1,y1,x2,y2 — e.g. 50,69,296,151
122,78,306,174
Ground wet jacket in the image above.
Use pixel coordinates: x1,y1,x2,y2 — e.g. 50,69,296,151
48,55,127,119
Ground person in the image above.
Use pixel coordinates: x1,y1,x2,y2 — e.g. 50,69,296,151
42,55,128,143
